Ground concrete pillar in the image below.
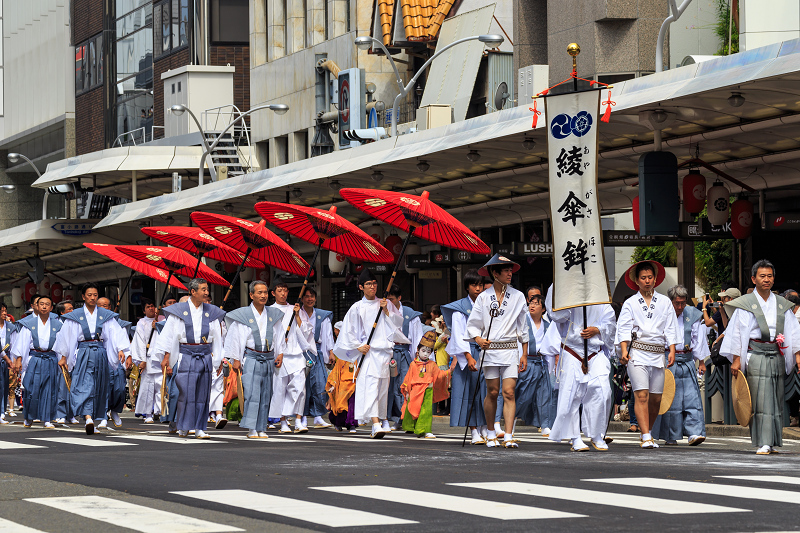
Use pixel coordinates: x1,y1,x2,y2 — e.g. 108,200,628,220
132,170,138,202
287,0,305,54
268,0,287,61
329,0,347,38
269,136,289,167
513,0,547,76
308,0,326,46
251,0,268,67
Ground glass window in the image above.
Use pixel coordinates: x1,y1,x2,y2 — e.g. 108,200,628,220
116,0,150,18
210,0,248,44
161,2,171,54
75,44,85,93
116,4,152,39
179,0,189,47
96,35,104,83
172,0,180,49
116,27,153,83
88,40,96,87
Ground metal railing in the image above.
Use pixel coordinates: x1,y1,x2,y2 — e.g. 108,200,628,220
201,104,253,170
112,127,147,147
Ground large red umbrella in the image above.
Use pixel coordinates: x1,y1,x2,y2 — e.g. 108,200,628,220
83,242,187,294
191,212,310,304
117,245,229,302
254,201,394,339
142,226,265,277
340,188,490,360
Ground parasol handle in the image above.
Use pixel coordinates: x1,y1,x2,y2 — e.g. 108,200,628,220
223,248,252,305
115,270,136,313
192,253,204,278
159,271,175,307
356,231,414,376
285,240,323,342
582,306,589,375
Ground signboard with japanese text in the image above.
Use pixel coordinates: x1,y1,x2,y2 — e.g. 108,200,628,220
546,89,611,310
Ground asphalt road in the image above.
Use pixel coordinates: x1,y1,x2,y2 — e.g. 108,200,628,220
1,414,799,533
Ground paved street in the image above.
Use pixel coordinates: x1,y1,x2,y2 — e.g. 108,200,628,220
1,414,800,532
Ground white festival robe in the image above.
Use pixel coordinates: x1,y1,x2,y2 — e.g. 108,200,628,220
615,291,681,368
55,309,130,372
269,302,313,418
465,286,528,367
152,304,224,370
131,316,162,416
333,297,403,421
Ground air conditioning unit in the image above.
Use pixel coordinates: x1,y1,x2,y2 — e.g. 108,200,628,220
417,105,453,131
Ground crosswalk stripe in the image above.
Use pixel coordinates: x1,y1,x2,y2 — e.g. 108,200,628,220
311,485,583,520
451,482,748,515
172,489,416,528
586,478,800,505
109,434,226,445
716,475,800,486
25,496,242,533
28,437,137,447
212,435,315,443
0,441,47,450
0,517,48,532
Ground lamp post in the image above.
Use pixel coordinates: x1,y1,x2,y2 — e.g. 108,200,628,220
355,34,504,137
169,104,219,181
196,104,289,186
8,152,47,218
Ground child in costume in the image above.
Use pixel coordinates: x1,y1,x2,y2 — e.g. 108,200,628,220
400,327,456,438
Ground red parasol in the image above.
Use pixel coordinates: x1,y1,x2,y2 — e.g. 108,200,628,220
191,212,310,304
339,188,491,364
117,245,229,292
254,201,394,339
83,243,188,291
142,226,265,277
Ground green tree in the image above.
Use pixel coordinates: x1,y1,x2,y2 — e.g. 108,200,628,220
695,239,733,295
715,0,739,55
631,242,677,267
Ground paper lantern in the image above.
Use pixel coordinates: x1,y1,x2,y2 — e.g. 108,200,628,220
254,267,271,282
682,172,706,214
405,243,422,274
11,287,23,308
38,276,51,296
368,224,385,244
328,252,347,274
385,234,404,264
707,181,730,226
731,198,754,240
632,196,640,233
25,282,37,303
63,287,76,302
51,282,63,304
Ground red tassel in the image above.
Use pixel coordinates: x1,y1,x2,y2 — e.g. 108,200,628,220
529,100,541,129
600,90,615,123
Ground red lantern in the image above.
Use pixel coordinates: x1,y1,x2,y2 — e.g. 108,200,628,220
731,198,754,240
384,234,403,264
632,196,640,233
51,282,64,304
24,282,37,303
254,267,270,283
682,172,706,214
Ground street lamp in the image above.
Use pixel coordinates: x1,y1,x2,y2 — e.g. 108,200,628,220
197,104,289,186
169,104,218,181
1,185,16,194
355,34,504,137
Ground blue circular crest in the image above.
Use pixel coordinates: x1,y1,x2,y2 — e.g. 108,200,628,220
550,113,572,139
570,111,593,137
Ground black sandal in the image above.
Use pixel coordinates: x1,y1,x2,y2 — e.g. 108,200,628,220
627,425,639,432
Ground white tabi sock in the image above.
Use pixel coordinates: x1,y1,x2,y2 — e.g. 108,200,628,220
314,416,326,426
247,429,258,438
372,422,382,434
480,425,488,438
301,416,307,426
471,428,480,440
487,430,497,440
757,445,771,454
642,432,652,441
494,422,503,433
281,421,291,432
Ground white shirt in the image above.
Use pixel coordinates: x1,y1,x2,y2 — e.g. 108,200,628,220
445,296,477,370
224,304,286,361
615,291,680,368
333,296,404,378
720,291,800,375
152,302,224,369
466,286,529,366
54,308,130,371
0,322,16,358
131,316,160,373
678,311,710,362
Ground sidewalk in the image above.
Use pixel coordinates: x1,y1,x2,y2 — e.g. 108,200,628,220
428,415,800,439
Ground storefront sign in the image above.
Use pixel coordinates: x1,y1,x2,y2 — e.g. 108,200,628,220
680,220,733,239
603,231,661,247
546,89,611,310
418,270,443,279
52,223,93,236
406,255,430,268
517,242,554,256
766,213,800,231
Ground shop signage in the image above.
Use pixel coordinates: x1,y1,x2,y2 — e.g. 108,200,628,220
52,223,93,236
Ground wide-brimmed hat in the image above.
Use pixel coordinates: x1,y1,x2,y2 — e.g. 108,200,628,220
658,368,676,415
478,253,521,277
731,372,753,427
625,260,666,291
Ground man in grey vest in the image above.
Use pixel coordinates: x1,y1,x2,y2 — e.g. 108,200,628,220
721,259,800,454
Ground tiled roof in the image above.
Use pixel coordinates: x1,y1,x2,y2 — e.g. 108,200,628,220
374,0,455,46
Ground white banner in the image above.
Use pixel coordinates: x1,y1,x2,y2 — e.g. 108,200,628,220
546,90,611,311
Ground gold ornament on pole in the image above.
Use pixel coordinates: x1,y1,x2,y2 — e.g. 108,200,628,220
567,43,580,91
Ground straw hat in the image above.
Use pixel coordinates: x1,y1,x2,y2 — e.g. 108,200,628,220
624,260,666,291
658,368,676,415
478,253,521,277
731,372,753,427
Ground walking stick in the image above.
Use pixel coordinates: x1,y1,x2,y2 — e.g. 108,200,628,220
581,306,589,375
160,366,168,416
461,301,501,447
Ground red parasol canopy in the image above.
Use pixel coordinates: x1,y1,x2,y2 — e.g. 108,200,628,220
190,212,309,276
116,245,230,286
83,243,188,290
338,188,490,254
142,226,265,267
254,202,394,263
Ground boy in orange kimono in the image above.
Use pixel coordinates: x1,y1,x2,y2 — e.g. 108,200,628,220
401,328,456,438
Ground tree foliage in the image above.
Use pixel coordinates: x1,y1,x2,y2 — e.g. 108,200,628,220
632,242,677,267
715,0,739,55
695,239,733,295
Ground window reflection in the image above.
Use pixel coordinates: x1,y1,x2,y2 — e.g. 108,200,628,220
115,1,153,141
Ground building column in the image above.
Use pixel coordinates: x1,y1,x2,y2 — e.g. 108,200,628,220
287,0,305,54
268,0,287,61
677,203,695,298
251,0,268,67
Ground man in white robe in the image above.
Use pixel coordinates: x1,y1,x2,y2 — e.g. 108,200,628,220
544,284,616,451
269,279,314,433
466,254,529,449
297,287,335,429
616,261,680,449
333,269,404,439
131,299,162,423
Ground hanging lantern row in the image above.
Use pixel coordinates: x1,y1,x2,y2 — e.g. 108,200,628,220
633,173,755,239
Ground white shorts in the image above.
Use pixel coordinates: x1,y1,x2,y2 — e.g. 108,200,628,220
484,364,518,381
628,364,665,393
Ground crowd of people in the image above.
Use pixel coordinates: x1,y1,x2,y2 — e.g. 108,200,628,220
1,255,799,455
